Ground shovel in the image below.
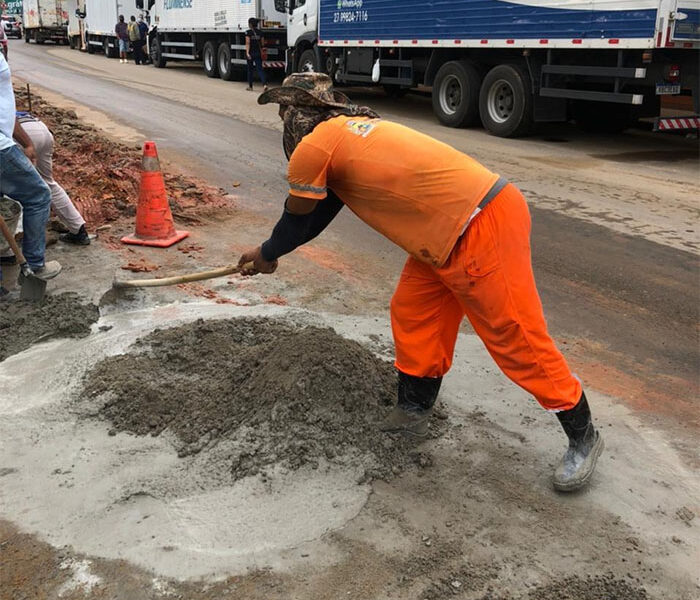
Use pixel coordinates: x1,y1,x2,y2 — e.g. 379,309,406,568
112,263,253,289
0,214,47,302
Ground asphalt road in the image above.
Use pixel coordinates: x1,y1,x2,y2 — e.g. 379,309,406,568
8,40,700,443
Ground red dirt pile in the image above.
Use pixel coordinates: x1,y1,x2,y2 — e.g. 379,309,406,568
14,86,234,228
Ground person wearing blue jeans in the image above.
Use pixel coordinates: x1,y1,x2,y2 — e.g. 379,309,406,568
245,18,267,92
0,52,61,285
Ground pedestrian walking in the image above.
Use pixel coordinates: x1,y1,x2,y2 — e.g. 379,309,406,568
238,73,604,493
0,53,61,282
245,18,267,92
115,15,129,63
17,112,90,245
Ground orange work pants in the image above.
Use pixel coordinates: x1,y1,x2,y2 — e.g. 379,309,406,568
390,184,581,412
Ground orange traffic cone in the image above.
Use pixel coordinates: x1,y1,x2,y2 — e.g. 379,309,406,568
121,141,189,248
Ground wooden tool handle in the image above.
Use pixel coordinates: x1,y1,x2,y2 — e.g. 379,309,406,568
113,263,252,288
0,214,27,266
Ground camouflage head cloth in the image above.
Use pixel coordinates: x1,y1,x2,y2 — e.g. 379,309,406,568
258,72,380,159
257,72,354,109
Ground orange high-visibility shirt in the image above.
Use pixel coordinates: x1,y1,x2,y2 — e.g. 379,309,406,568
287,116,500,267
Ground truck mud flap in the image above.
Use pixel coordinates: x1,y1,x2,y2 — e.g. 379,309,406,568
653,115,700,131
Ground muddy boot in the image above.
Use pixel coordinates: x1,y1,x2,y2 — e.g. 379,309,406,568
379,372,442,437
553,392,604,492
60,224,91,246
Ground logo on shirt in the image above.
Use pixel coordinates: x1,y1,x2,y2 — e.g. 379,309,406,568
346,120,376,138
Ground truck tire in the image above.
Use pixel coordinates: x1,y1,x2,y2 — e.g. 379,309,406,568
572,101,632,133
479,64,534,137
86,34,94,53
103,39,113,58
24,29,30,43
432,61,481,128
297,48,318,73
217,42,234,81
69,35,76,49
203,41,219,78
151,37,166,68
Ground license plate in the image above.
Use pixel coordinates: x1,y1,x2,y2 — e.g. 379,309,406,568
656,83,681,95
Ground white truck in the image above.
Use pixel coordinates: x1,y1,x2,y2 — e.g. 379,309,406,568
22,0,69,44
282,0,700,136
147,0,286,81
83,0,142,57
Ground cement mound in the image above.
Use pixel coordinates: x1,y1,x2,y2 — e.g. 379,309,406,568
0,293,99,362
82,318,428,481
497,573,649,600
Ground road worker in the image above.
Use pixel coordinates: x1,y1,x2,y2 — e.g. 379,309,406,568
238,73,603,492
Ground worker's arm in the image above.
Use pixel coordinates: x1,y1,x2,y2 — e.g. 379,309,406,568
245,36,250,60
12,119,37,164
238,191,344,275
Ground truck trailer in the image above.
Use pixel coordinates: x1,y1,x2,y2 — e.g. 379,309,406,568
147,0,286,81
22,0,69,44
282,0,700,136
83,0,142,57
67,0,85,49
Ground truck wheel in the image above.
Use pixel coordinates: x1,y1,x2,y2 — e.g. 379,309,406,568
35,31,44,45
217,42,234,81
432,61,481,128
24,29,30,43
103,39,112,58
297,48,318,73
86,35,94,53
69,36,75,49
479,64,534,137
572,101,632,133
151,37,166,68
203,41,219,78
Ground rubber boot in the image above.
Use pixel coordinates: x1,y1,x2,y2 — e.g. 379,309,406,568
379,372,442,437
553,392,604,492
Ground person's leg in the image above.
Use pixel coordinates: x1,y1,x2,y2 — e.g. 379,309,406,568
246,59,254,89
443,184,602,490
381,256,464,435
25,122,88,238
255,56,266,86
0,145,51,269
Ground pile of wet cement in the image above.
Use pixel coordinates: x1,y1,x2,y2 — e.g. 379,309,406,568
482,573,649,600
0,293,99,362
82,318,428,481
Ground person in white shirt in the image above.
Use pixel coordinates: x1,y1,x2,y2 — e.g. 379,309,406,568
0,53,61,281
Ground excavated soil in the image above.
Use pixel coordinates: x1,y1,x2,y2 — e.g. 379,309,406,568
81,318,432,482
0,293,99,362
13,87,233,228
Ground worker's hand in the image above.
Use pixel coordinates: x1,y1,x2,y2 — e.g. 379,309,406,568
238,246,278,276
246,53,251,60
22,143,37,165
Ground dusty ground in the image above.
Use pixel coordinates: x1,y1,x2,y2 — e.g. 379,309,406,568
1,40,698,599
